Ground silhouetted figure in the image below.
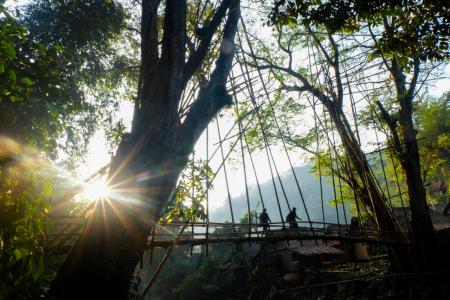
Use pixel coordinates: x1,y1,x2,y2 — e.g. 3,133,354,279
349,216,360,229
286,207,302,229
348,216,361,236
259,208,272,230
442,198,450,216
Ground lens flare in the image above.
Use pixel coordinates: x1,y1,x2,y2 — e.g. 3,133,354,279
83,180,110,201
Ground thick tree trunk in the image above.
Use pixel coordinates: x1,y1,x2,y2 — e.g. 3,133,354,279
328,106,414,273
384,58,437,266
50,1,240,298
373,54,439,272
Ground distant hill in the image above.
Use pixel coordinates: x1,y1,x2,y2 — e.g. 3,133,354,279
209,164,352,226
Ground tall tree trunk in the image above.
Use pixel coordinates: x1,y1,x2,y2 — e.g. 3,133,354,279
50,1,240,298
377,56,438,270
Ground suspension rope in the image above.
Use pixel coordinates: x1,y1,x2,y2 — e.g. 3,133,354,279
235,34,287,231
230,70,266,210
240,18,316,235
216,118,237,231
330,115,348,226
231,73,253,245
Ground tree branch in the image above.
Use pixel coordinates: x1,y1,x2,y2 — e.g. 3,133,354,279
327,34,343,110
406,57,420,104
305,25,333,66
276,24,292,70
375,100,402,153
125,27,141,35
183,0,233,89
277,134,316,155
176,0,240,156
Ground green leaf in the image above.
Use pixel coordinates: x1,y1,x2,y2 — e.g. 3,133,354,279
22,77,32,86
10,69,16,81
3,10,14,23
0,65,4,74
42,199,51,213
233,107,239,118
41,145,54,153
12,249,21,261
42,181,53,198
19,248,30,259
30,220,38,238
45,100,57,115
15,9,20,17
8,46,17,58
30,43,47,53
51,45,63,51
32,255,44,282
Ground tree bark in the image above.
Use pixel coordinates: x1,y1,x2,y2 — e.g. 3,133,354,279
379,56,438,269
50,1,240,299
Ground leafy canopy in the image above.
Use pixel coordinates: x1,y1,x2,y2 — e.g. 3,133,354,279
269,0,450,62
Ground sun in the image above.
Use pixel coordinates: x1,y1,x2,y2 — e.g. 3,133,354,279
83,180,110,201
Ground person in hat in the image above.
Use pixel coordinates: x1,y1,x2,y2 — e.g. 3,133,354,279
259,208,272,231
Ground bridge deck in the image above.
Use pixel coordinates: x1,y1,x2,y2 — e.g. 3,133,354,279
149,221,414,248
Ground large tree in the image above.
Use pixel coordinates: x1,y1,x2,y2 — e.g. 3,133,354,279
50,0,240,298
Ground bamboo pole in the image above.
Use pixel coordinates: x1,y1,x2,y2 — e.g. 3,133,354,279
149,226,163,265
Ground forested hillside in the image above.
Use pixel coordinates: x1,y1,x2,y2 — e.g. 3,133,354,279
209,164,350,225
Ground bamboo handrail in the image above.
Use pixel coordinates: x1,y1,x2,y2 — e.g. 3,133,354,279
44,237,79,243
46,232,82,237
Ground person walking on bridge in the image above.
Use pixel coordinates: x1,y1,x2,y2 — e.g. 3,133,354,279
286,207,302,229
259,208,272,231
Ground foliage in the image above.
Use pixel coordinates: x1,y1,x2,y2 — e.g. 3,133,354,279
0,6,89,298
0,6,82,160
172,251,247,300
164,157,214,223
239,200,260,224
416,91,450,202
237,90,315,155
0,138,53,299
268,0,450,62
19,0,136,165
